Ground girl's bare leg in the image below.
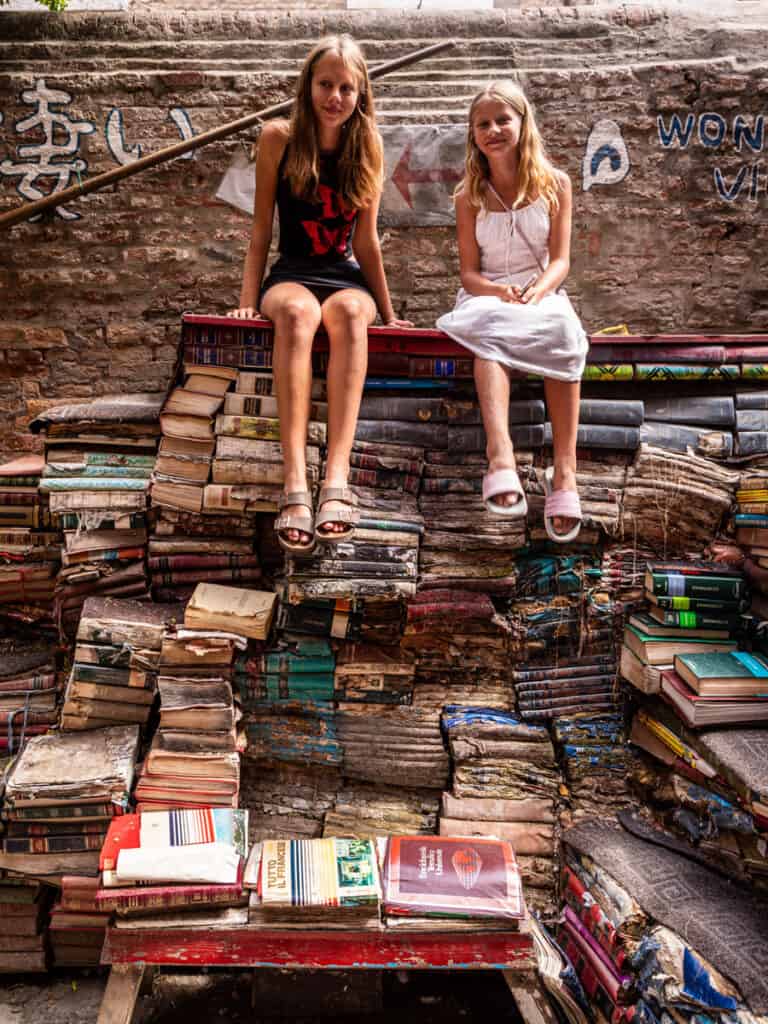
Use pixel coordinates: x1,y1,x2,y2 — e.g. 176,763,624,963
543,376,580,533
319,289,377,532
261,283,323,545
474,357,519,506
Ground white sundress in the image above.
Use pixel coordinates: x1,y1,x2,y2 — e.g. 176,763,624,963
436,191,589,383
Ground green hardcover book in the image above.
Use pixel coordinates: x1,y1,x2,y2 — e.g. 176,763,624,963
262,640,335,676
645,605,741,632
648,593,743,613
673,650,768,697
630,610,734,640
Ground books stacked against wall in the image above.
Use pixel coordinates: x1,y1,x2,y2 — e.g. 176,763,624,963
735,390,768,456
151,366,267,604
619,559,746,708
381,835,526,931
61,597,181,732
135,584,273,813
0,725,140,881
96,808,249,930
0,454,59,626
0,876,53,973
29,394,164,637
733,468,768,640
552,713,635,822
323,782,439,840
620,445,738,551
629,708,768,886
49,875,111,967
246,836,381,928
440,707,559,917
0,641,62,757
403,590,514,710
560,817,768,1024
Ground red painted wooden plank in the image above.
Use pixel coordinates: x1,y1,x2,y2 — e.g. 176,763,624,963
104,927,536,971
584,345,726,363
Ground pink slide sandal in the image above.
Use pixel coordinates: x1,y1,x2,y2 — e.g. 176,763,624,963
482,468,528,518
543,466,582,544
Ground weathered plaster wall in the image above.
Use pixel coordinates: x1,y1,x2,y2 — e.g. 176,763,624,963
1,6,767,456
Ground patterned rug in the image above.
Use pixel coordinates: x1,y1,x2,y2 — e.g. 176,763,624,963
564,817,768,1012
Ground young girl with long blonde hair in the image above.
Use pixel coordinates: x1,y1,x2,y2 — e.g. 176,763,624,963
437,81,587,543
229,35,410,553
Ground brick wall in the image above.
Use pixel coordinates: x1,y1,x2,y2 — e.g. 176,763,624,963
1,7,767,455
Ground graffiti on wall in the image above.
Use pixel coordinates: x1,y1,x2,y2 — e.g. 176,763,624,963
582,119,631,192
657,113,764,201
0,78,197,219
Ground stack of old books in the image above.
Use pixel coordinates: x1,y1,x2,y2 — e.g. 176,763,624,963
561,818,768,1024
419,425,534,592
337,704,449,791
0,876,52,974
0,725,140,881
247,836,381,928
236,636,336,706
513,653,618,721
0,454,59,624
153,364,234,515
381,834,526,931
96,808,249,928
640,394,735,457
403,589,514,710
733,468,768,631
621,444,738,550
629,707,768,886
323,782,439,838
61,597,180,732
0,641,61,755
619,559,744,706
29,394,164,636
553,713,635,821
333,641,415,705
440,707,559,916
735,391,768,456
134,584,272,812
49,875,111,967
242,762,341,841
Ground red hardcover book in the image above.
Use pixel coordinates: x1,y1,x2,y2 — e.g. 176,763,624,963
94,861,245,913
383,835,524,921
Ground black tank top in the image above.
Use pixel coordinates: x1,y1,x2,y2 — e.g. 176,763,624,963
276,148,358,262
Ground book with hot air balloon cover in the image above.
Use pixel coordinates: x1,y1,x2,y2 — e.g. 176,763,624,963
382,835,524,923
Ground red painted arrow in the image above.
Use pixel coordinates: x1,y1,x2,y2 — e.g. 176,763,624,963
391,143,463,208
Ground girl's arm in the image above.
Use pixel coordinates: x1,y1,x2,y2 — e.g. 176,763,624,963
351,154,413,327
521,171,572,306
456,189,518,302
228,121,288,318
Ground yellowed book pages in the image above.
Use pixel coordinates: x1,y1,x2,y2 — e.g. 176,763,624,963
215,415,326,446
203,484,279,514
184,583,277,640
211,460,317,486
160,412,214,442
159,435,216,459
164,388,223,418
151,480,204,513
215,436,321,466
183,364,239,382
155,454,211,484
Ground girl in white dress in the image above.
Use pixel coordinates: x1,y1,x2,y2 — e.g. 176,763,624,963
437,81,588,543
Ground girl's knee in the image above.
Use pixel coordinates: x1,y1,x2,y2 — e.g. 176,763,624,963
273,298,321,335
322,294,371,331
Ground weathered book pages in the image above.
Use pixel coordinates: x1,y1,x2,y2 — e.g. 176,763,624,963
216,414,326,446
184,583,276,640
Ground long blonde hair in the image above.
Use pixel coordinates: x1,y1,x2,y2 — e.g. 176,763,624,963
458,81,561,212
284,34,382,210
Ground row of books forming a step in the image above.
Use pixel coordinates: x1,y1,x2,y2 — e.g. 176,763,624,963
94,807,526,934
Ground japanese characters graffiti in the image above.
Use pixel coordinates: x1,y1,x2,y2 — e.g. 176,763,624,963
0,79,96,220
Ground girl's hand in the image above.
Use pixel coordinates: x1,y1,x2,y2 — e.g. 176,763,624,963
520,284,548,305
385,317,415,329
498,284,522,304
227,306,261,319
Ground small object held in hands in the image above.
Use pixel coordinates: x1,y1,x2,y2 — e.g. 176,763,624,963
519,273,538,299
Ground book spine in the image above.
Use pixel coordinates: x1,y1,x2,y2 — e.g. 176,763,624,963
0,476,41,487
0,710,57,726
39,478,148,492
0,492,38,507
0,673,57,693
643,396,735,427
544,423,641,450
4,833,104,854
652,609,739,629
151,568,262,585
737,432,768,455
736,392,768,410
43,466,152,480
147,554,259,570
736,410,768,431
640,422,734,456
578,400,644,427
186,346,274,368
96,884,243,912
71,665,131,686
